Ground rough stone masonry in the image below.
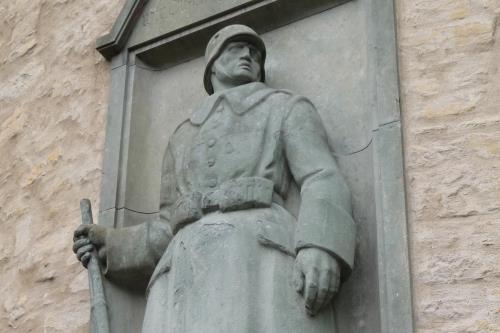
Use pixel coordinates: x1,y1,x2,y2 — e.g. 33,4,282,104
0,0,498,332
397,0,500,331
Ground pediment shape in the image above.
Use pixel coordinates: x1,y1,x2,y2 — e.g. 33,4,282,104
96,0,352,60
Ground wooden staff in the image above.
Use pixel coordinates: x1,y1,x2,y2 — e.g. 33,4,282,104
80,199,110,333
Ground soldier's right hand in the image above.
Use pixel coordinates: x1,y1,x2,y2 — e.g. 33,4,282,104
73,224,108,268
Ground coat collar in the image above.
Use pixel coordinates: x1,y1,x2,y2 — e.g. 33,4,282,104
190,82,278,125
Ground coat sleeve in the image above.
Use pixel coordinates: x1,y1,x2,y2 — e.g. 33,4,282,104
283,96,356,279
103,143,176,282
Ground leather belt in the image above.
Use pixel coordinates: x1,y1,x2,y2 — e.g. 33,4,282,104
172,177,275,232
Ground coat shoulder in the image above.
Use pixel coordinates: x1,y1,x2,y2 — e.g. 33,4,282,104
169,119,197,148
268,88,316,109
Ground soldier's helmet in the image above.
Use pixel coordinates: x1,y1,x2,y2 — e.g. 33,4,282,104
204,24,267,95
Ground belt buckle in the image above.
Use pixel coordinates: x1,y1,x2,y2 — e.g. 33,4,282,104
202,191,219,213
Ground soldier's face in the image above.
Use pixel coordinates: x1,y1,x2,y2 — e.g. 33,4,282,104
212,41,262,86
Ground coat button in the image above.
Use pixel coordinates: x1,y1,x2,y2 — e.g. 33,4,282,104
208,158,215,167
207,179,217,188
208,139,216,147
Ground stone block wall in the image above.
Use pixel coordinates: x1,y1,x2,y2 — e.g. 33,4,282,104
0,0,498,332
0,0,125,331
397,0,500,331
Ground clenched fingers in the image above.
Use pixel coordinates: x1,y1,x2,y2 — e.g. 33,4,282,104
313,269,332,315
80,252,92,268
73,224,92,242
321,270,341,311
293,262,305,294
76,244,94,261
304,268,319,316
73,238,90,253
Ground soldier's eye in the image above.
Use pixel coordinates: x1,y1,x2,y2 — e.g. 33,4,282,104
250,49,261,60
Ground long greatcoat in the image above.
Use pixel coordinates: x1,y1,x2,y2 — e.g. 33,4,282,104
104,82,356,333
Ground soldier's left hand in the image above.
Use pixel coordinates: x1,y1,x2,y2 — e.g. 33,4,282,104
293,247,341,316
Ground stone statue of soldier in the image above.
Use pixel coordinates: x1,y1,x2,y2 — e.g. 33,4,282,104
74,25,356,333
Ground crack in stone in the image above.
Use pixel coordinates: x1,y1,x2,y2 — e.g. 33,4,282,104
373,119,400,131
345,138,374,156
100,207,159,215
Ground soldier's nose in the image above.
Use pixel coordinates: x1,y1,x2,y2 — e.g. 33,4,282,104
240,46,252,58
240,53,252,63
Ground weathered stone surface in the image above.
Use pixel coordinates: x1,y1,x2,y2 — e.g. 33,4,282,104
0,0,125,332
397,0,500,331
1,0,499,332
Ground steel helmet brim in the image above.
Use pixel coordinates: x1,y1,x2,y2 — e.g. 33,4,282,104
203,27,266,95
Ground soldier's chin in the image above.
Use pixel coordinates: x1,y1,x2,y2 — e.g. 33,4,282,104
231,72,259,85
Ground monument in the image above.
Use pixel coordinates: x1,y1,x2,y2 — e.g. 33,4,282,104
75,24,356,332
72,1,413,332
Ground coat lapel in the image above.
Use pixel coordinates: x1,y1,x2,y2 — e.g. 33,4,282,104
189,82,278,126
189,93,223,126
